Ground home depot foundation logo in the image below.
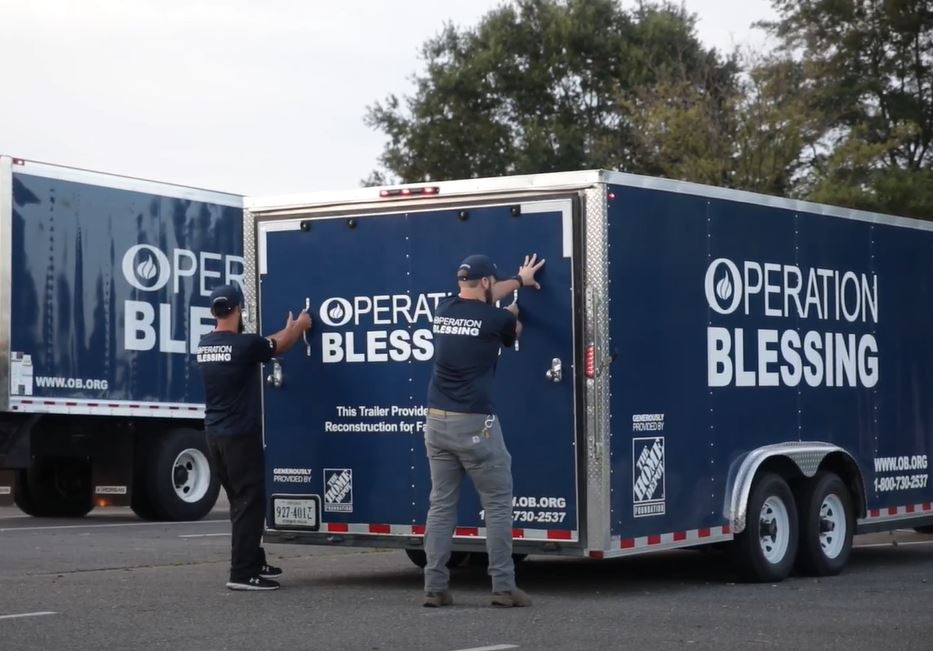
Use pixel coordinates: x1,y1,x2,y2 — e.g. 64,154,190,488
323,468,353,513
633,437,665,518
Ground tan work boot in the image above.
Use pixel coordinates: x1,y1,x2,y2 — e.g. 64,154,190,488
423,591,454,607
491,588,532,607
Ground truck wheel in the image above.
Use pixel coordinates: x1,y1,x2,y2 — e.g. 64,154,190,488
795,472,854,576
733,472,798,582
15,457,93,517
404,549,469,568
140,428,219,521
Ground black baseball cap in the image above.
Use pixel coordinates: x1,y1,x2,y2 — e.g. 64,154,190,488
457,254,505,281
209,284,243,315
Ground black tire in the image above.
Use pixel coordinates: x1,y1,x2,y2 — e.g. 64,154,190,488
914,525,933,534
404,549,469,568
733,472,798,582
13,469,37,515
14,457,93,517
137,428,220,521
795,472,854,576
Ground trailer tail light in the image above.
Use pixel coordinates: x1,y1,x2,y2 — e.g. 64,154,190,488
379,186,440,199
12,158,25,166
585,345,596,378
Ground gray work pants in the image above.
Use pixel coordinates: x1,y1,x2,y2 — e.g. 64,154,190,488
423,411,515,593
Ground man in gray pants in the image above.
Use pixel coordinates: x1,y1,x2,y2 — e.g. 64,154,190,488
422,253,544,608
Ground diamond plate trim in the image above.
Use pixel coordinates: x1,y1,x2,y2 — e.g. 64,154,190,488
582,185,611,551
242,209,258,334
725,442,865,533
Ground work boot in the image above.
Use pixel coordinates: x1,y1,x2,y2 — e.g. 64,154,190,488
422,591,454,607
491,588,532,607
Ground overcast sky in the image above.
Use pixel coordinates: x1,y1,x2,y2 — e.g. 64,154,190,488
0,0,776,196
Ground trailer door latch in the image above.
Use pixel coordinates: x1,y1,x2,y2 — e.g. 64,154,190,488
266,359,283,388
545,358,563,383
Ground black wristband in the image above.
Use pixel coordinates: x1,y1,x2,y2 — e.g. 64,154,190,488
511,274,523,288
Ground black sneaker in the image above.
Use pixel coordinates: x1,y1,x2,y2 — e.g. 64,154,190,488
260,563,283,578
226,576,280,591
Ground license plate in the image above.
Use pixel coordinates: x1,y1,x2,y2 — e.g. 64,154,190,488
271,495,320,530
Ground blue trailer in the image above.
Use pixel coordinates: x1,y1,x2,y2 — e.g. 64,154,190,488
246,171,933,580
0,156,243,520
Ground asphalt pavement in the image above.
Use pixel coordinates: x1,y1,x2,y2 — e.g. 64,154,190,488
1,504,931,651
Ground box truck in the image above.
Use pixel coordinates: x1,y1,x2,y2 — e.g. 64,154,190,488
246,170,932,581
0,156,243,520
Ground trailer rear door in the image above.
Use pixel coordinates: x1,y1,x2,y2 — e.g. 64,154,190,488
258,198,580,546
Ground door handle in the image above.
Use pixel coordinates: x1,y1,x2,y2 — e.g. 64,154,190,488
545,358,562,383
266,358,283,387
302,297,311,357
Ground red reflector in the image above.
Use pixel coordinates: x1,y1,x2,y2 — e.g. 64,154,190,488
546,530,572,540
454,527,479,537
585,345,596,378
888,506,898,515
412,524,426,535
906,504,916,513
647,534,662,545
924,503,932,511
590,550,605,559
673,531,687,542
327,523,349,533
512,528,524,538
621,538,636,549
870,509,880,518
722,524,731,535
369,524,391,534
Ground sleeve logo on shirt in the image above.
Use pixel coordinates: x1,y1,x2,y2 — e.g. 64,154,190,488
323,468,354,512
433,316,482,336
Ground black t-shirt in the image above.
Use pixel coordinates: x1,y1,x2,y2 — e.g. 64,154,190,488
197,331,276,437
427,296,518,414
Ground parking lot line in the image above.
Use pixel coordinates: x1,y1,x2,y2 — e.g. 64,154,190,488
0,519,227,533
450,646,518,651
0,611,58,621
179,533,230,538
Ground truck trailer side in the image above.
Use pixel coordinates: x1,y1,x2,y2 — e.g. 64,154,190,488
245,170,932,581
0,156,244,520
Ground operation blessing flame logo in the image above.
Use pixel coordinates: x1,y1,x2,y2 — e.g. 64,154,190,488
122,244,171,291
320,298,353,327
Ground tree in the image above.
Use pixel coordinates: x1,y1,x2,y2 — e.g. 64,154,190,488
364,0,737,184
764,0,933,218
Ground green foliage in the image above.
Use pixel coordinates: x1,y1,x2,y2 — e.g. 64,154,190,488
366,0,933,219
365,0,736,183
765,0,933,217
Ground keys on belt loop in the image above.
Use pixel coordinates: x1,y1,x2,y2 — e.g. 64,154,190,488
483,415,496,438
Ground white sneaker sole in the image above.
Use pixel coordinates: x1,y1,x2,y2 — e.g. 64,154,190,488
226,581,280,591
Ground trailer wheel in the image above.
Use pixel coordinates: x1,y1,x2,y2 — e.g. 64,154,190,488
404,549,470,568
14,457,93,517
733,472,798,582
795,472,854,576
138,428,219,521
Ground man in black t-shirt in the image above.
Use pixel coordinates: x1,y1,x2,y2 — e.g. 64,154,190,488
422,253,544,608
196,284,311,591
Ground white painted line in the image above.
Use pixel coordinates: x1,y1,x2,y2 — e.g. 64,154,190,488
179,532,230,538
450,646,518,651
855,540,933,549
0,611,58,621
0,519,227,533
